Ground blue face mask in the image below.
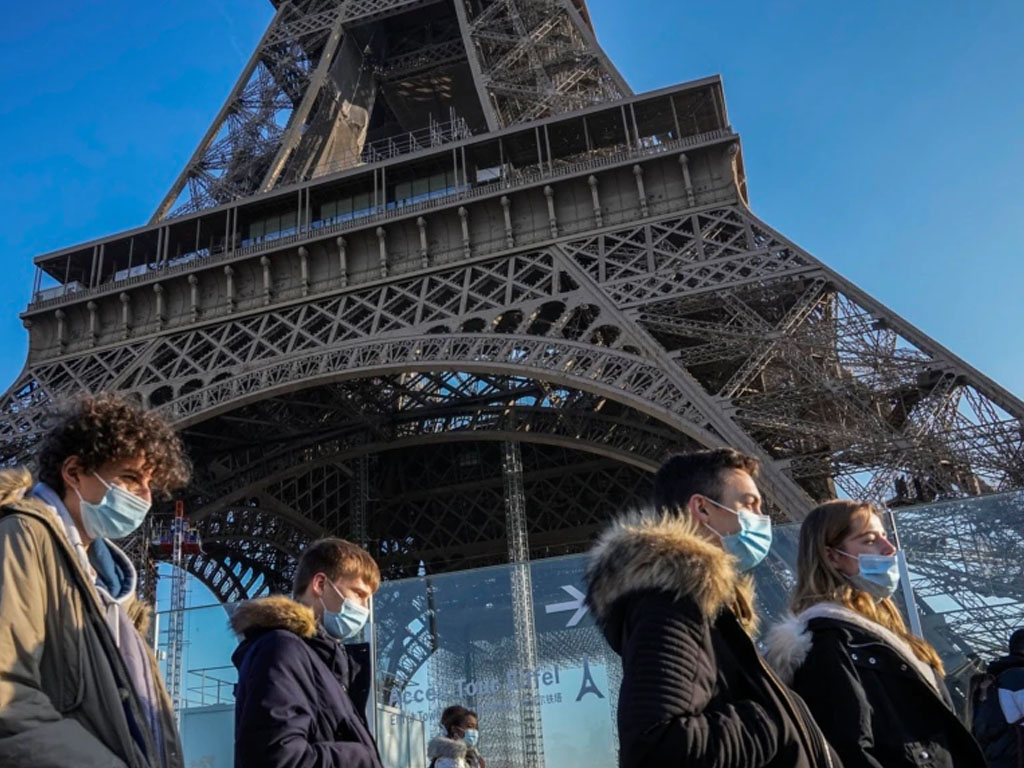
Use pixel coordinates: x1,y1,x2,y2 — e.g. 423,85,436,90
320,580,370,641
703,496,773,572
463,729,480,748
75,472,151,540
838,550,900,600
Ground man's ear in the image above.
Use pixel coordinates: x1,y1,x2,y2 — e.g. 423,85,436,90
688,494,709,522
61,456,83,491
311,572,330,599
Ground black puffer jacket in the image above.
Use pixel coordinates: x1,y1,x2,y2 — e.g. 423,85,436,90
230,596,383,768
585,512,837,768
765,602,984,768
972,654,1024,768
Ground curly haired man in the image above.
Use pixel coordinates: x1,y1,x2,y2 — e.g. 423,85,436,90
0,393,191,768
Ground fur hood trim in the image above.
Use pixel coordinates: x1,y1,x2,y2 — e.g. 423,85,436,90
764,602,940,694
585,510,755,632
763,615,814,686
126,596,154,636
427,735,468,759
0,467,32,506
230,595,317,639
0,468,56,523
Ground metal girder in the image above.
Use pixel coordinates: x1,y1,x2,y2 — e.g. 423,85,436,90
180,374,688,517
163,442,652,585
558,205,1024,508
368,445,652,575
152,1,342,220
380,39,468,81
149,496,323,602
258,9,349,192
150,0,631,219
342,0,445,26
8,202,1022,518
462,0,630,127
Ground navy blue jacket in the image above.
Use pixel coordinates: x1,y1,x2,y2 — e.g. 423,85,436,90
973,654,1024,768
230,596,382,768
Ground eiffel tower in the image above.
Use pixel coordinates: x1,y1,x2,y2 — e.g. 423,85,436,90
3,0,1024,738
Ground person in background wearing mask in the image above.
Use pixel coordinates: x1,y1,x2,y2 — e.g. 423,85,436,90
765,500,983,768
427,706,486,768
0,393,191,768
232,538,383,768
585,449,836,768
971,628,1024,768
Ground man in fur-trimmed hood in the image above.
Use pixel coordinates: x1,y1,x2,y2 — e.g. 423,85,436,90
231,537,383,768
584,448,838,768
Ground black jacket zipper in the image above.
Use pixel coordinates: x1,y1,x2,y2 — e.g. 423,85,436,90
757,653,834,768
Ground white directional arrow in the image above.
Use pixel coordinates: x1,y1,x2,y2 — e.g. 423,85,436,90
544,585,588,627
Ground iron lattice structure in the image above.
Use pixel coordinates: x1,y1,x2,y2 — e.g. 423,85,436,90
4,0,1024,735
152,0,628,219
894,490,1024,662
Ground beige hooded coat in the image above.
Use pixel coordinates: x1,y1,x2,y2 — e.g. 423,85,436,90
0,467,183,768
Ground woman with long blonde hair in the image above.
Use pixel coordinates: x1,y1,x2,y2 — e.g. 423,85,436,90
765,500,983,768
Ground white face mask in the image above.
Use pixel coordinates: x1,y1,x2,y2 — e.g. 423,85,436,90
835,549,901,599
701,496,773,572
75,472,152,540
319,580,370,641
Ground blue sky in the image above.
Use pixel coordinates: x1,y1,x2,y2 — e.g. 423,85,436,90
0,0,1022,400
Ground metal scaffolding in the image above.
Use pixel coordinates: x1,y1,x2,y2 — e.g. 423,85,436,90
503,440,544,768
166,501,189,714
351,454,370,550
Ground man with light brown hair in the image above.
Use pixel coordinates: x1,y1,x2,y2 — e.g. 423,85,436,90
0,393,191,768
231,537,384,768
